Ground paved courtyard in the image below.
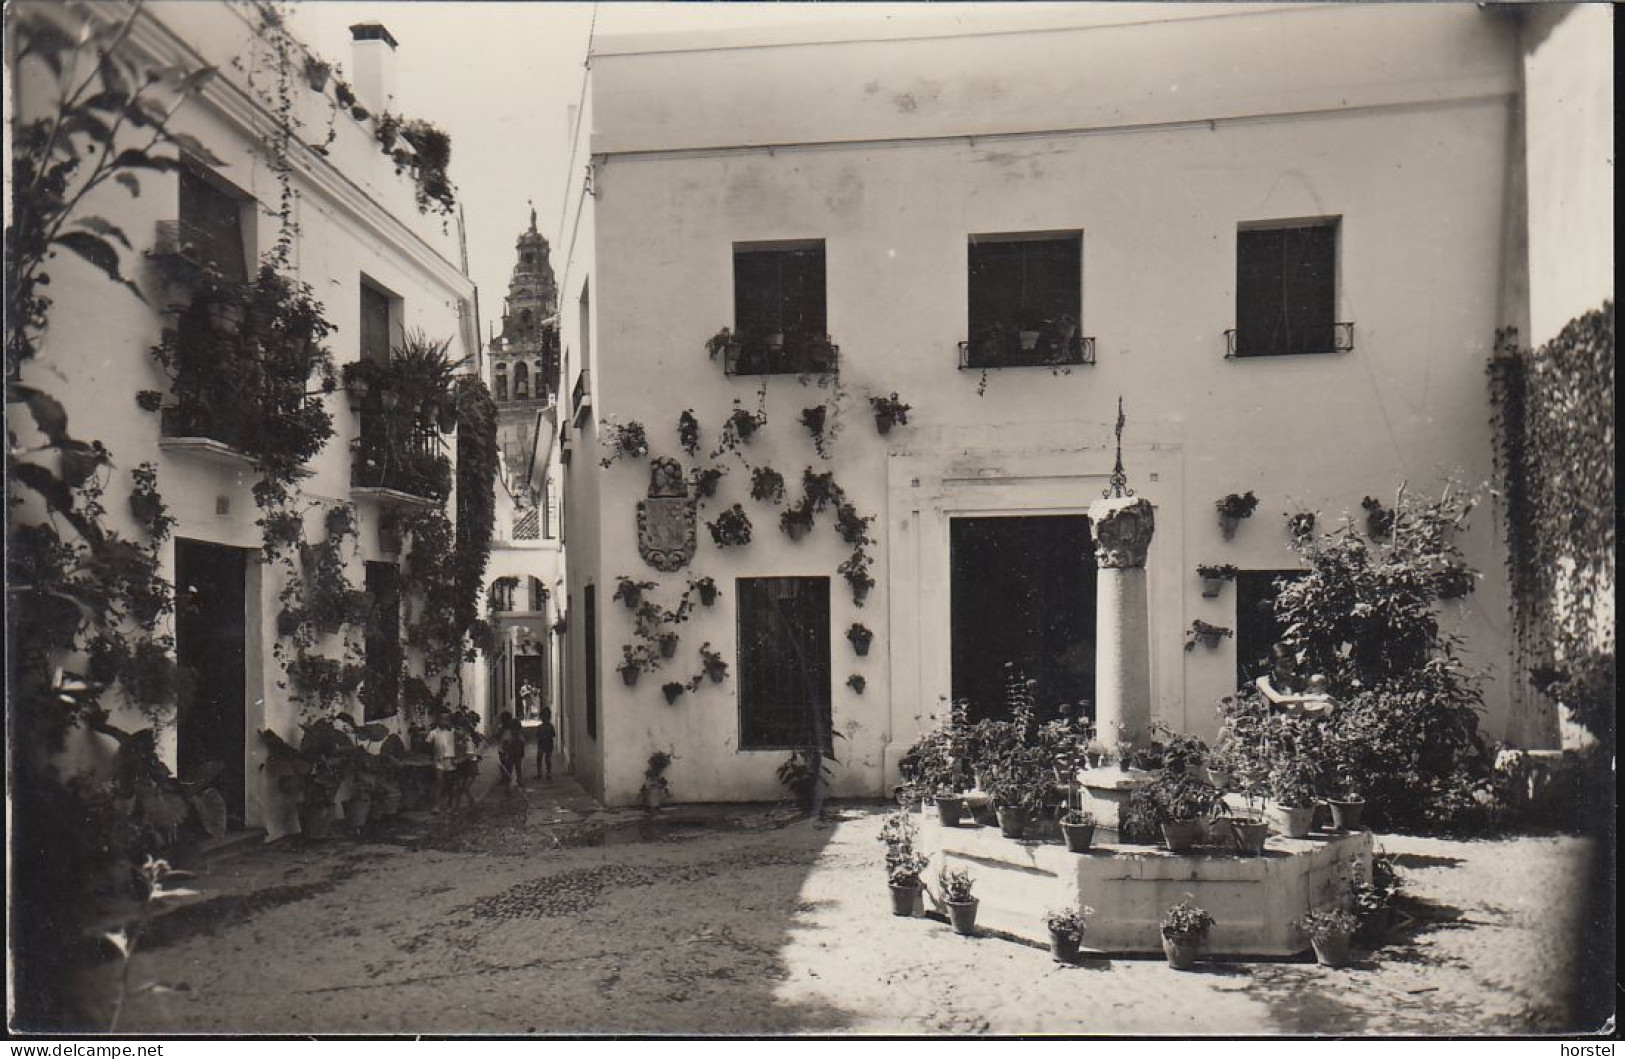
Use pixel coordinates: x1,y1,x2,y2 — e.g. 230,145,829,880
92,778,1600,1036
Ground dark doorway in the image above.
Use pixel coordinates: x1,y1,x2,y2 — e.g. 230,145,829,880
515,655,546,719
175,539,248,824
950,515,1096,723
1235,570,1304,688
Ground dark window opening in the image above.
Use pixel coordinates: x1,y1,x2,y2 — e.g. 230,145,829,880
513,361,530,399
1234,221,1340,357
490,578,517,612
583,585,598,740
730,242,832,375
950,516,1096,724
494,367,508,402
965,233,1083,369
1235,570,1305,688
528,576,547,613
360,282,393,365
363,561,402,721
737,577,832,750
179,166,248,283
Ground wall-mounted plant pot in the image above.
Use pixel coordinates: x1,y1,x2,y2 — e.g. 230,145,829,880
783,519,812,542
852,582,872,605
875,413,895,436
621,590,642,610
662,683,684,705
344,376,372,404
1219,513,1241,539
697,584,718,606
1200,577,1224,598
704,665,727,685
851,638,872,657
351,105,371,121
619,666,640,687
658,637,679,659
304,60,332,93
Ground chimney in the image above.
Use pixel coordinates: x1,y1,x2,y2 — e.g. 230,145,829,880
349,22,398,112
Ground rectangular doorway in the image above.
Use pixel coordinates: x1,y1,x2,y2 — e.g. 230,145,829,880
175,538,249,824
950,515,1096,723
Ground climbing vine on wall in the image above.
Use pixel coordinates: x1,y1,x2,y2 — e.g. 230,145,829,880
1487,304,1616,747
453,376,498,651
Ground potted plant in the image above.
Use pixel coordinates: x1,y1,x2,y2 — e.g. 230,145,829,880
334,80,356,107
688,575,719,607
801,405,832,459
1158,773,1221,852
693,466,725,499
1215,491,1260,538
870,393,911,435
847,674,866,695
599,419,650,468
707,504,753,547
1326,787,1367,831
1184,619,1233,651
1287,510,1317,541
613,577,655,611
750,466,786,505
1196,563,1238,598
780,499,816,542
1160,899,1216,970
935,788,966,827
699,643,728,684
725,406,763,445
1269,757,1319,838
839,550,875,606
1349,855,1402,946
847,622,874,657
661,681,685,705
677,409,701,456
881,811,930,917
1362,495,1394,538
304,56,333,92
1297,908,1359,968
657,631,680,659
341,359,380,404
641,751,672,809
1059,809,1097,853
618,645,651,687
1044,906,1093,964
939,866,979,935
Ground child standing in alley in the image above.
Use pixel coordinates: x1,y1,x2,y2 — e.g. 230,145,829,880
429,710,457,813
536,712,556,781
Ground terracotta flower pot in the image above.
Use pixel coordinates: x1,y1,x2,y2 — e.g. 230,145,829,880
1049,930,1083,964
1311,931,1352,968
889,882,920,917
1328,797,1366,831
1201,577,1224,598
851,637,871,657
875,413,894,436
1162,934,1201,970
1228,817,1270,856
784,519,812,542
1272,803,1315,838
619,666,640,687
697,584,717,606
1060,820,1097,853
996,806,1030,839
948,899,979,936
936,796,965,827
1161,818,1205,852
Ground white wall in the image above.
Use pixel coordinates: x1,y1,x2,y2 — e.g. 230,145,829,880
567,5,1529,803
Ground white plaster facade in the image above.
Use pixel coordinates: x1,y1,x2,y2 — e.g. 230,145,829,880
8,1,478,832
553,4,1607,804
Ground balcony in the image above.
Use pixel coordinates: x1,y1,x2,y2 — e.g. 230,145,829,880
351,417,450,509
958,327,1095,371
1224,322,1355,359
716,331,839,377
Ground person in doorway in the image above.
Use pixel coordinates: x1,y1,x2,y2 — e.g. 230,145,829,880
536,712,556,781
429,710,457,813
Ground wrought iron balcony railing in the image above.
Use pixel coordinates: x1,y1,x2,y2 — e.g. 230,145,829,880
1224,322,1355,359
958,331,1095,371
352,417,450,502
719,333,839,377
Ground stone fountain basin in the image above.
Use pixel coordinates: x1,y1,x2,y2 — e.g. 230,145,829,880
917,813,1372,956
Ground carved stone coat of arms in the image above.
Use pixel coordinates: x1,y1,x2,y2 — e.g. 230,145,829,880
637,457,696,572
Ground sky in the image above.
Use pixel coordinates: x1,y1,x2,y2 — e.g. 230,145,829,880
286,2,969,339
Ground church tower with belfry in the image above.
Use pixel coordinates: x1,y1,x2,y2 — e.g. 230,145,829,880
489,206,561,503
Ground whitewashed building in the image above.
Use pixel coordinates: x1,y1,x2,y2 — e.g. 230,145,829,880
8,2,480,834
549,3,1608,805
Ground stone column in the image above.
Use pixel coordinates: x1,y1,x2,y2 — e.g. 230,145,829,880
1077,495,1156,839
1089,495,1156,750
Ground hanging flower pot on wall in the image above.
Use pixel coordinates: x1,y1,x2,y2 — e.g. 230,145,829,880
662,682,685,705
304,58,332,92
619,665,640,687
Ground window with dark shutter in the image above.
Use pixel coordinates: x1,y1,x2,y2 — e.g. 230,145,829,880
728,242,833,375
736,577,832,751
179,166,248,283
360,282,393,364
965,232,1085,368
1235,570,1304,687
1233,221,1345,357
583,585,598,740
363,562,402,720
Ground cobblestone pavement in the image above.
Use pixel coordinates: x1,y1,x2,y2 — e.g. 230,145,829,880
91,779,1602,1036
